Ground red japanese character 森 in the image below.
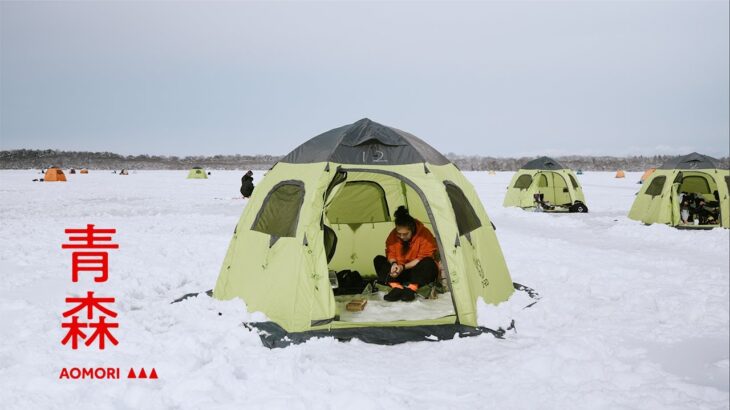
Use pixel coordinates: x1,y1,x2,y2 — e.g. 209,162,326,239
62,292,119,350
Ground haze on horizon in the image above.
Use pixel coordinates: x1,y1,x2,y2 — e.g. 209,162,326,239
1,1,728,158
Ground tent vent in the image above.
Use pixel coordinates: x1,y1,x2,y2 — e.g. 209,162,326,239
454,235,461,247
269,236,280,248
302,234,309,246
324,162,330,172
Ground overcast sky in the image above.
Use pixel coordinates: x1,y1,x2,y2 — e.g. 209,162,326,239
1,1,728,158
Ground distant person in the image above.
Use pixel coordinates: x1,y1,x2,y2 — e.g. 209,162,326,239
240,170,255,198
207,172,211,176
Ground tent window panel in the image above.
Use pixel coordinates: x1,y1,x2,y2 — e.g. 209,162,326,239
725,176,730,194
569,174,580,189
252,181,305,238
537,174,549,187
644,176,666,196
680,176,711,194
444,182,482,236
513,174,533,189
325,181,390,224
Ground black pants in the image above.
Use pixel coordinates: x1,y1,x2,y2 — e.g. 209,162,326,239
373,255,438,287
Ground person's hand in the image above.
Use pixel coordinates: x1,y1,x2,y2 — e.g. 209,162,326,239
390,263,403,277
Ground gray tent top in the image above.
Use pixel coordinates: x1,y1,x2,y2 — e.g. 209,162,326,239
658,152,718,170
279,118,451,165
520,157,567,170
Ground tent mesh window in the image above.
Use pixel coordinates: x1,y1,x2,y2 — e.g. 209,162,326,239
325,181,389,224
569,174,580,189
513,174,533,189
252,181,305,237
644,176,666,196
537,174,549,187
680,176,711,194
725,176,730,194
444,182,482,236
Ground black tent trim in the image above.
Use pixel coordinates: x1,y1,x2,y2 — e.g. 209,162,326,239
243,321,506,348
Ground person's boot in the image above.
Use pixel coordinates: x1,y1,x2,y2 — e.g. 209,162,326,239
400,288,416,302
383,287,404,302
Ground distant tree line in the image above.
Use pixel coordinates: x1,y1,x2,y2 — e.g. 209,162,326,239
445,153,729,171
0,149,279,170
0,149,727,171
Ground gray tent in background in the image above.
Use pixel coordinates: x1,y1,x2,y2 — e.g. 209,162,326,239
658,152,719,170
519,156,567,170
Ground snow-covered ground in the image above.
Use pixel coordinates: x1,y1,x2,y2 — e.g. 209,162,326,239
0,169,727,409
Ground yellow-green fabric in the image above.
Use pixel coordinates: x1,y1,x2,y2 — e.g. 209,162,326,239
628,168,730,228
187,168,207,179
213,162,514,332
503,169,586,209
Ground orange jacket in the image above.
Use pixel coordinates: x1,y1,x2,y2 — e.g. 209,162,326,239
385,220,438,265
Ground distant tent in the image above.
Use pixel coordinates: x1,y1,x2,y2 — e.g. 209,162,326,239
120,169,129,175
44,167,67,182
69,169,76,174
488,170,496,175
576,169,583,175
628,153,729,229
638,168,656,184
80,169,89,174
615,170,625,178
503,157,588,212
187,167,208,179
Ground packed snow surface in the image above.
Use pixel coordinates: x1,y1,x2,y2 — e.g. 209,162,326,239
0,170,728,409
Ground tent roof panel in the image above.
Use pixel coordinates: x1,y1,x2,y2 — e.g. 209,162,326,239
280,118,451,165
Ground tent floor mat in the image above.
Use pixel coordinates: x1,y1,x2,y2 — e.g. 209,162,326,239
243,321,506,348
675,224,721,230
334,291,455,323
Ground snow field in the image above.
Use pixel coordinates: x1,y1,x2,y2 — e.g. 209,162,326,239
0,170,727,409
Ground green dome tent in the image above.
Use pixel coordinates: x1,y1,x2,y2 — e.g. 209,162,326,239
628,153,729,229
187,167,208,179
212,118,515,346
503,157,588,213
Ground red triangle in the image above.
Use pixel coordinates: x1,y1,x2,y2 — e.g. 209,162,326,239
149,368,158,379
127,368,136,379
138,368,148,379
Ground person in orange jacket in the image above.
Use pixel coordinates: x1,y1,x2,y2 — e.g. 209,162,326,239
373,206,439,302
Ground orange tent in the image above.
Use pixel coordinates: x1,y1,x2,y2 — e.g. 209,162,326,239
44,167,67,182
80,169,89,174
615,170,625,178
639,168,655,183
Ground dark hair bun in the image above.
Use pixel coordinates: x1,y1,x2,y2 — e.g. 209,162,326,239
394,206,409,219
